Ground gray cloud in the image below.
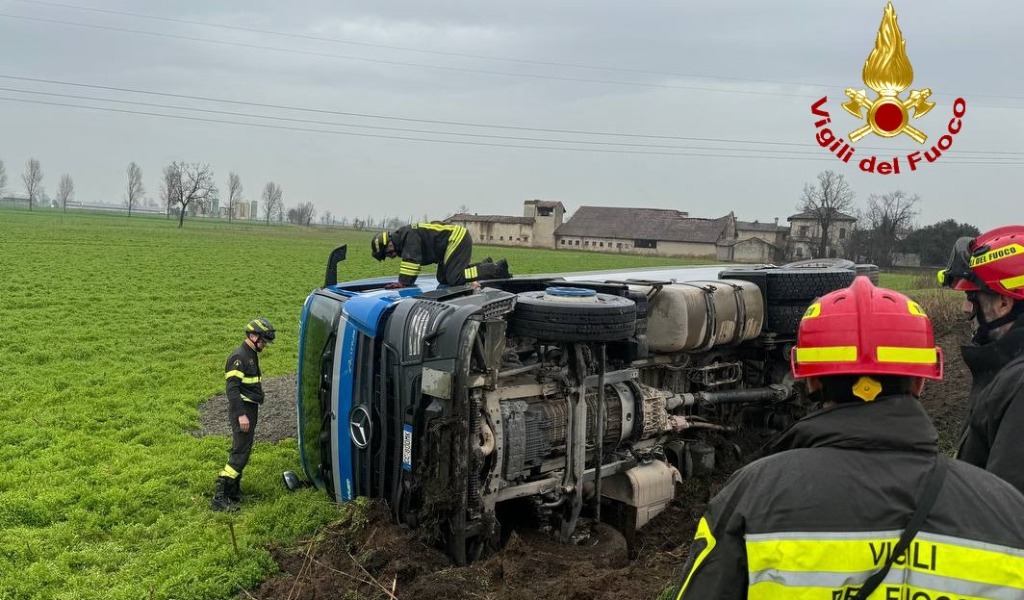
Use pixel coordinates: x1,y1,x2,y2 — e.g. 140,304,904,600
0,0,1019,231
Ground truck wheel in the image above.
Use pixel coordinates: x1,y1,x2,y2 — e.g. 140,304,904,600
720,267,855,303
854,264,880,284
782,258,856,270
509,287,636,342
766,302,811,335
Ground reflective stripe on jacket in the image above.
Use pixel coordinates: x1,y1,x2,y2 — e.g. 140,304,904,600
390,222,469,285
225,341,263,413
675,395,1024,600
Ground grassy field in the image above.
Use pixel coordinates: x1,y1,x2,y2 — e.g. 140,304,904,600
0,208,707,600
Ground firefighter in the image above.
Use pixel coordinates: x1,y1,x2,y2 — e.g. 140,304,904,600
937,225,1024,493
211,317,275,512
674,277,1024,600
370,222,510,289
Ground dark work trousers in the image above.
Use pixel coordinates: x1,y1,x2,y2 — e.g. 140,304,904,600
437,233,473,286
227,401,260,474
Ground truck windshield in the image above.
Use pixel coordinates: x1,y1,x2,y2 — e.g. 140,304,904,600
297,292,345,491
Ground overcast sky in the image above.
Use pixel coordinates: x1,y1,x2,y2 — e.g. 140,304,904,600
0,0,1020,231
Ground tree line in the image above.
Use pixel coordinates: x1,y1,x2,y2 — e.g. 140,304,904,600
0,157,320,229
795,169,979,268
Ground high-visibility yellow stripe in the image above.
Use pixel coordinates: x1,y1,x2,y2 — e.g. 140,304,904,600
1001,274,1024,290
445,228,466,262
908,300,927,316
241,376,261,384
877,346,937,364
400,261,421,276
225,369,245,380
749,581,995,600
416,222,458,233
969,243,1024,268
675,517,717,599
746,533,1024,591
794,346,858,363
802,303,821,319
465,266,478,279
219,464,239,478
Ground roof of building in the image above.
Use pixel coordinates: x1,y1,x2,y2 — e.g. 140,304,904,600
788,209,857,222
524,199,564,209
554,206,733,244
736,220,787,233
719,236,777,249
446,213,535,225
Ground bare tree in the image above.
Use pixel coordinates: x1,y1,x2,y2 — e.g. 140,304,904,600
798,170,856,258
56,174,75,212
226,172,243,223
863,191,921,267
22,158,43,211
125,162,145,217
163,162,216,228
0,159,7,198
320,210,333,226
161,164,181,219
261,181,283,225
289,201,315,227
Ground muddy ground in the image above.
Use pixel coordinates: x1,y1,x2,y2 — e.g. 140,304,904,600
196,331,972,600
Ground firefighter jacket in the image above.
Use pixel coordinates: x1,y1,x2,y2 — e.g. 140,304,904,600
390,223,469,286
225,341,264,413
674,394,1024,600
957,312,1024,494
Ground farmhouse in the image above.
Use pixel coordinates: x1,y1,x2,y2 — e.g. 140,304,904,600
445,200,565,248
554,206,736,259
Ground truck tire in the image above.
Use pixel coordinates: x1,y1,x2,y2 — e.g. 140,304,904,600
720,267,856,303
782,258,856,271
766,302,811,335
509,288,636,343
854,264,880,284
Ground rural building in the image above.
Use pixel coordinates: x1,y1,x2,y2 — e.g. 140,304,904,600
786,209,857,259
554,206,736,258
717,237,778,263
445,200,565,248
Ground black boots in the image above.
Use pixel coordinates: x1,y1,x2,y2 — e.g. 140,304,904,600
211,476,239,512
227,475,243,503
473,258,511,281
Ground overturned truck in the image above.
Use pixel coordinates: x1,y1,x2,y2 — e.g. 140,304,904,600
285,247,860,564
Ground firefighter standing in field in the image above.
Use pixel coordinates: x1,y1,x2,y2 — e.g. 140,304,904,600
937,225,1024,494
370,222,509,289
211,317,276,512
673,277,1024,600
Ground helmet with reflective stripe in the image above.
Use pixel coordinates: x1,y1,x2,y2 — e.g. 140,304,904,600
937,225,1024,300
370,230,390,261
791,276,942,380
245,317,276,343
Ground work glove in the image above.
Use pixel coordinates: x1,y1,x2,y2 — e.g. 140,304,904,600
383,281,410,290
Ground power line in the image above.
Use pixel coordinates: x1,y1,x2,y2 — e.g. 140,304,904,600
3,74,1022,157
0,12,821,98
3,95,1021,165
0,86,831,154
10,0,1016,103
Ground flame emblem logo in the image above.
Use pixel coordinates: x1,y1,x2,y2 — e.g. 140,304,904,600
841,2,935,143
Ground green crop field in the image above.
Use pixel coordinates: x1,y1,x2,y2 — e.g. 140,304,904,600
0,208,711,600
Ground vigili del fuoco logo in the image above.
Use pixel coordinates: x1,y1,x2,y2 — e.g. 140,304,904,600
810,2,966,175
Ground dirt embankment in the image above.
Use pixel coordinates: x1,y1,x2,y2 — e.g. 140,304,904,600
196,332,972,600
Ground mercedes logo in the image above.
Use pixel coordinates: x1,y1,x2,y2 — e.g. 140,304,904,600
349,406,372,449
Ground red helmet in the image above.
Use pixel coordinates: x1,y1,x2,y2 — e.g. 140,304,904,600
937,225,1024,300
791,276,943,380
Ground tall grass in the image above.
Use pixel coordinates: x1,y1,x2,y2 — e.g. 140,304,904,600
0,208,707,600
880,270,966,336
